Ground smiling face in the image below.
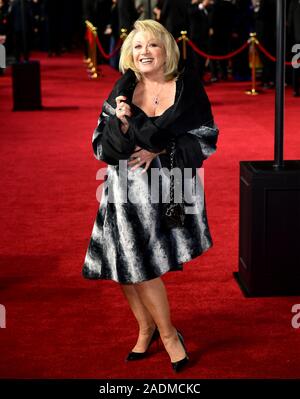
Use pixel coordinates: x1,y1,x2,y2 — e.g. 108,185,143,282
132,31,166,78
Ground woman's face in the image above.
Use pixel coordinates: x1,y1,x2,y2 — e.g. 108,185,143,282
132,31,166,77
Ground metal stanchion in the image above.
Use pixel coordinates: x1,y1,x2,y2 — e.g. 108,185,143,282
245,33,259,95
91,25,98,79
178,31,188,61
83,56,91,64
85,21,98,79
273,0,286,169
85,21,93,67
120,28,128,41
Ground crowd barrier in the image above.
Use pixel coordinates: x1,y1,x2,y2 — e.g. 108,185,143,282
84,20,299,95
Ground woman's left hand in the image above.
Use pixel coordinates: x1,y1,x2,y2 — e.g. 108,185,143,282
128,145,160,174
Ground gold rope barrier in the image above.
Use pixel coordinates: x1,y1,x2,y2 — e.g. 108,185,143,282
84,23,127,79
245,33,260,95
120,28,128,41
176,30,263,96
177,31,188,60
85,20,98,79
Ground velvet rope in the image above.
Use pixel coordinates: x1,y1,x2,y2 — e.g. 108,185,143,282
255,40,298,67
186,38,250,60
95,36,122,60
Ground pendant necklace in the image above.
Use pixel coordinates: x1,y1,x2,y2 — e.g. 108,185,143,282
152,84,165,106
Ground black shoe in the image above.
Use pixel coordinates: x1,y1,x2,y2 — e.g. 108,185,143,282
171,330,190,373
125,326,160,361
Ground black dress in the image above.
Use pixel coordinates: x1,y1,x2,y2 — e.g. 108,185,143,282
82,80,217,284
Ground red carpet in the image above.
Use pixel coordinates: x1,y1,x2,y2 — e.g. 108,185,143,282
0,52,300,379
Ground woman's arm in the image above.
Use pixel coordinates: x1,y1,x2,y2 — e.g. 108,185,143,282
91,100,136,164
185,120,219,161
173,120,219,175
92,114,106,162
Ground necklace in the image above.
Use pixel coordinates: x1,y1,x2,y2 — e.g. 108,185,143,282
151,84,165,106
138,79,175,108
153,95,160,105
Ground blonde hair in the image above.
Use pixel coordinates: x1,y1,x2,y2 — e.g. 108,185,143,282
119,19,180,81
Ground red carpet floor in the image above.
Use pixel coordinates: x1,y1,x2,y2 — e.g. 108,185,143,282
0,52,300,379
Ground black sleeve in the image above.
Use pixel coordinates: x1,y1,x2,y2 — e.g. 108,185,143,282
173,120,219,178
173,71,219,173
92,101,136,165
175,134,205,169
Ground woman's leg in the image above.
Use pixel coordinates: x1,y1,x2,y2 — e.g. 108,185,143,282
134,277,187,363
121,284,157,352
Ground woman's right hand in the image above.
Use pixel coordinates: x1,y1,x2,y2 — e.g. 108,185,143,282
115,95,132,134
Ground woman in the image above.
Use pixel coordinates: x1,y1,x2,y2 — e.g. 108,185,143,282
82,19,219,372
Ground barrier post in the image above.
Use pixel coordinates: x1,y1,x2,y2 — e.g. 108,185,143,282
245,33,259,95
84,21,92,66
91,25,98,79
120,28,128,41
85,20,98,79
179,31,188,60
